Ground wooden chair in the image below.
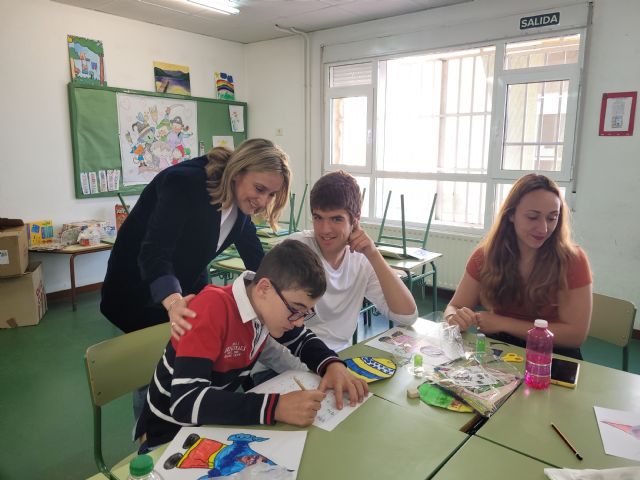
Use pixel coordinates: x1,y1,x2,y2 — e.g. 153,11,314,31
85,323,170,479
589,293,636,372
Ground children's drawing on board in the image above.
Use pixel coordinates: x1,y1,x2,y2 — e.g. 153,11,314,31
156,427,306,479
154,61,191,95
67,35,105,85
215,72,235,100
117,93,197,186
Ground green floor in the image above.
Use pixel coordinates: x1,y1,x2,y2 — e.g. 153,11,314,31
0,288,638,479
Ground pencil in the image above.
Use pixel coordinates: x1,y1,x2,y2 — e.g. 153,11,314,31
293,376,306,391
551,423,583,460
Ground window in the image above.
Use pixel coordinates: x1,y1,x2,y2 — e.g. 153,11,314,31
325,33,583,231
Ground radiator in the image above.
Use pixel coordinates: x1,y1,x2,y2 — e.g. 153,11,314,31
362,224,480,291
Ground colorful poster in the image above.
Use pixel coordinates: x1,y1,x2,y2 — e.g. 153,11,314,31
67,35,105,85
156,427,306,479
154,61,191,95
215,72,235,100
117,93,198,186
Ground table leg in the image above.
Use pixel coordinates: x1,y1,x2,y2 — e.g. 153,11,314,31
70,253,77,311
431,261,438,313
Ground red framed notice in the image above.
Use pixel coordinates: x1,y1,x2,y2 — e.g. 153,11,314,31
599,91,637,136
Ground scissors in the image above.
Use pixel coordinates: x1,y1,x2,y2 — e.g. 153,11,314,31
501,352,524,363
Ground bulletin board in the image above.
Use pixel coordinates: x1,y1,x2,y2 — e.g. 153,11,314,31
68,83,248,198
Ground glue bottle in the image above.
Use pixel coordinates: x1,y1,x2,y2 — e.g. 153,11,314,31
525,319,554,390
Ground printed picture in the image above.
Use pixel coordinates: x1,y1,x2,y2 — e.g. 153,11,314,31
154,61,191,95
117,92,198,186
67,35,105,85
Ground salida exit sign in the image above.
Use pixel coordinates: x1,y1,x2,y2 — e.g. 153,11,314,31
520,12,560,30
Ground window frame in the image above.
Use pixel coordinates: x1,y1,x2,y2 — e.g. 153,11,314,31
323,28,585,233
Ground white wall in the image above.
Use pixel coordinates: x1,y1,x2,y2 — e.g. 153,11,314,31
245,36,308,223
0,0,246,292
250,0,640,327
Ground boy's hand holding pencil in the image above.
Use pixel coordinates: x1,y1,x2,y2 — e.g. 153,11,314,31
275,380,325,427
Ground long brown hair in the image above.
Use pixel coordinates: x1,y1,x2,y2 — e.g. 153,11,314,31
205,138,291,229
479,174,577,315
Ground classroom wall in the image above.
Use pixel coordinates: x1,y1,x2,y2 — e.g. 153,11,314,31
0,0,246,293
245,36,309,212
250,0,640,327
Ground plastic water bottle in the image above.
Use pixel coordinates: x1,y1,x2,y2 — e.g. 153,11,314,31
127,454,163,480
525,319,554,389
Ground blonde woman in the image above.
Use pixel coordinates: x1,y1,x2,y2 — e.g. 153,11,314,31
445,174,592,359
101,138,291,336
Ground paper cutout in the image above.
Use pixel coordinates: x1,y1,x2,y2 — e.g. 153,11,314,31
344,356,396,383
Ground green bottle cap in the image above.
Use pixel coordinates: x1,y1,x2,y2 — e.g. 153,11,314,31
130,454,154,477
413,354,423,367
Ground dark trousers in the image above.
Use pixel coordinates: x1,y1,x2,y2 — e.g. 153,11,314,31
487,332,583,360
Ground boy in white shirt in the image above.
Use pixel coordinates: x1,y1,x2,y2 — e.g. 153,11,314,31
288,171,418,351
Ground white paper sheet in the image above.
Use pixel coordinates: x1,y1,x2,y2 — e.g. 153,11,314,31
594,406,640,462
155,426,306,479
249,370,371,432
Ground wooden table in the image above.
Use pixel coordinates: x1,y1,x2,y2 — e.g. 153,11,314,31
30,243,112,310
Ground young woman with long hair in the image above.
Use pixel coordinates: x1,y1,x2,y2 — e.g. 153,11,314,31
445,174,592,359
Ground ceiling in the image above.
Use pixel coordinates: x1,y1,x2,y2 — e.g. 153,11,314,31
52,0,471,44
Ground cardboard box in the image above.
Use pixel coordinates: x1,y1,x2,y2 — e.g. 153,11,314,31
0,226,29,277
28,220,55,246
0,262,47,328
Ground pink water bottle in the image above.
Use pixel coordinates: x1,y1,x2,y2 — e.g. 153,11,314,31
525,319,553,389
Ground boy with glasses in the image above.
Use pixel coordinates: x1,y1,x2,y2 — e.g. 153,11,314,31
136,239,367,451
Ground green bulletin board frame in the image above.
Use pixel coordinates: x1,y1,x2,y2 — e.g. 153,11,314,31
68,83,248,198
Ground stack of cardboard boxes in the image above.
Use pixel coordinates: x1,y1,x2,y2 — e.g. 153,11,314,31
0,225,48,328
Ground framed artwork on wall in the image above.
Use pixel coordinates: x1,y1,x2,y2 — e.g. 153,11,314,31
599,91,637,136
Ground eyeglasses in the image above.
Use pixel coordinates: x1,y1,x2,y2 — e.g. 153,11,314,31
272,283,316,323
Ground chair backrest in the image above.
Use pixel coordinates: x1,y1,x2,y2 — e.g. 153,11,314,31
589,293,636,348
85,323,170,478
86,322,170,407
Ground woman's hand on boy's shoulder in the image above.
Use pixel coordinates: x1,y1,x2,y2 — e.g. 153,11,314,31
318,362,369,410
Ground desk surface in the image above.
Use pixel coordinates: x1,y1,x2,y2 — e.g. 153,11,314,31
340,319,478,432
477,357,640,469
29,243,112,254
432,436,550,479
90,396,467,480
384,251,442,272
